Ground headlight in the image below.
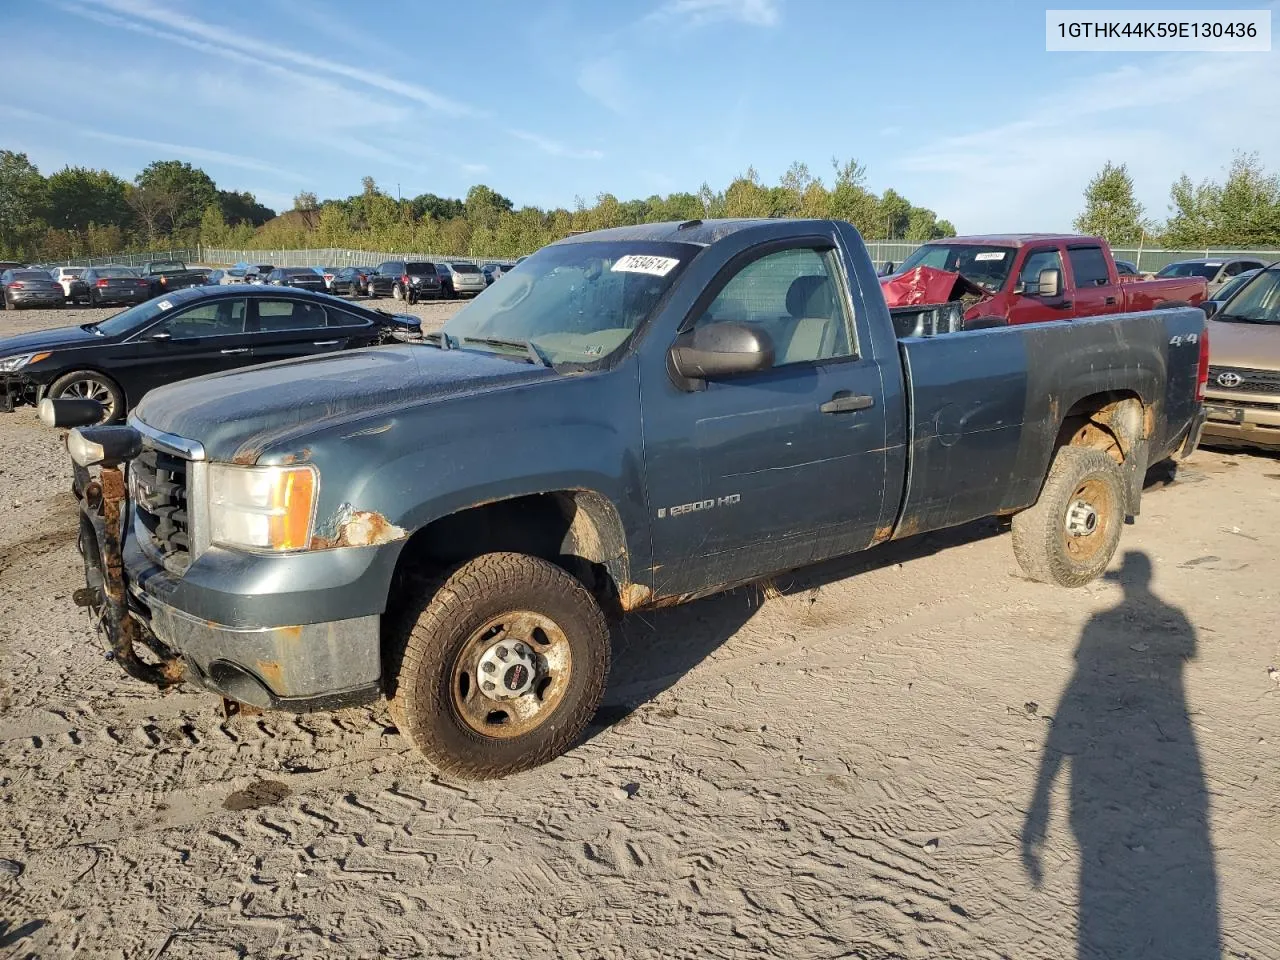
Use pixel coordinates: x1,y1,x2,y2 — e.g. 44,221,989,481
209,463,318,552
0,352,51,372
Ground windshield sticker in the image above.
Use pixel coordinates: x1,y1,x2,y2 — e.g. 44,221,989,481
973,252,1006,261
612,254,680,277
156,299,174,310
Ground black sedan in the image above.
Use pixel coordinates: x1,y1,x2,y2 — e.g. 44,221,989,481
82,266,152,306
265,267,327,292
0,285,420,421
330,266,373,297
2,269,64,310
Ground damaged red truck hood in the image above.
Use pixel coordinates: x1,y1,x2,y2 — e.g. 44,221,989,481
880,266,992,308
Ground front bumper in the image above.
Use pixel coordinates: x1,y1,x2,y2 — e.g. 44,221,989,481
1201,395,1280,449
74,459,390,711
0,373,38,412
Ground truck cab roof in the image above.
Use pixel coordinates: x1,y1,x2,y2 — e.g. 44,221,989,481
551,218,836,248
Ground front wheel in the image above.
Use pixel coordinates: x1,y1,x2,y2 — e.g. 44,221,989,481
1011,446,1125,587
47,370,125,424
386,552,611,780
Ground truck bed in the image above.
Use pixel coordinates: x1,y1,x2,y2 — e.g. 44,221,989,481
890,308,1206,538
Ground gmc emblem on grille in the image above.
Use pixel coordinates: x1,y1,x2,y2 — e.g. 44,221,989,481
1216,371,1243,388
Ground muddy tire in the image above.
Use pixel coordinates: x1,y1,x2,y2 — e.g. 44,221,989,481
47,370,125,424
1012,446,1125,587
386,552,610,780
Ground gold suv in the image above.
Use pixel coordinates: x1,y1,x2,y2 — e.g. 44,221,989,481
1202,263,1280,450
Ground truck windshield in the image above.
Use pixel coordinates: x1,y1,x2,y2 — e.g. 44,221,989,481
442,240,698,367
895,243,1017,292
149,261,184,272
1216,267,1280,324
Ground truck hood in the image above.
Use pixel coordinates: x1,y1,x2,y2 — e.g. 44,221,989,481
132,345,558,463
881,266,992,307
1207,317,1280,369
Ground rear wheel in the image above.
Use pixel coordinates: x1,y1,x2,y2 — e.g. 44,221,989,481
386,552,611,780
1012,446,1125,587
47,370,125,424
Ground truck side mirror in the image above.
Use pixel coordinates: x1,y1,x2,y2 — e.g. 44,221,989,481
1037,268,1062,298
1200,300,1220,319
669,322,774,385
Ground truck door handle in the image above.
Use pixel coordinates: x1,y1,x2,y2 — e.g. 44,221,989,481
313,340,340,346
1052,300,1073,310
1104,296,1117,305
820,393,875,415
220,348,249,354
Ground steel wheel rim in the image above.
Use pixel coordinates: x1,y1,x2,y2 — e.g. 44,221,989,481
60,379,113,420
450,611,572,739
1061,476,1114,563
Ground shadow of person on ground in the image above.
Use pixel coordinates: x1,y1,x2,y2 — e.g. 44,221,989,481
1022,550,1220,959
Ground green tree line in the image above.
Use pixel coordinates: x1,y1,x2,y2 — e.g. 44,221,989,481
1075,153,1280,248
0,152,955,262
0,152,275,261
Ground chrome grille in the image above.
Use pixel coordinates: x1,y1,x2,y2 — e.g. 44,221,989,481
132,449,191,565
1208,365,1280,394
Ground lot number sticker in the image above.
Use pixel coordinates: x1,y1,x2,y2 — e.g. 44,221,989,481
612,254,680,277
973,252,1006,261
156,299,174,310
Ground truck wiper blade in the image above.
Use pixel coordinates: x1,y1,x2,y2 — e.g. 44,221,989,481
460,335,555,369
1215,313,1273,324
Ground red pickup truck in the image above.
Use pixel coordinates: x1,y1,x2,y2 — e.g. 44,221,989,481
883,234,1207,328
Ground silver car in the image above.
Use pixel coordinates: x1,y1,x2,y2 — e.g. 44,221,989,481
1155,257,1268,295
439,262,486,298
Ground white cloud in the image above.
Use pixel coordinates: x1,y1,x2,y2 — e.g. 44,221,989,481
896,49,1280,234
79,0,474,116
0,105,299,180
509,130,604,161
461,162,490,175
646,0,780,28
577,57,631,115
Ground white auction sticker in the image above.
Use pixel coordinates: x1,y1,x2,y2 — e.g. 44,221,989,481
974,251,1006,261
156,299,174,310
612,254,680,277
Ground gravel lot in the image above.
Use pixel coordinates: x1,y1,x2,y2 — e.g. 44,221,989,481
2,306,1278,958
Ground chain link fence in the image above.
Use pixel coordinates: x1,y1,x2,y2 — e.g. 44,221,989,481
31,248,199,270
35,241,1280,276
201,247,511,270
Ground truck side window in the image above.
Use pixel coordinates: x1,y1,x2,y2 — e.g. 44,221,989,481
1017,249,1063,294
1067,246,1110,288
693,248,853,366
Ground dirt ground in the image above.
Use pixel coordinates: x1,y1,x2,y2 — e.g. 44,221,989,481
1,304,1278,959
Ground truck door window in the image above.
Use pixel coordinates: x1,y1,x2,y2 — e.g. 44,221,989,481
153,298,247,338
693,247,853,366
1017,249,1063,294
1067,246,1110,288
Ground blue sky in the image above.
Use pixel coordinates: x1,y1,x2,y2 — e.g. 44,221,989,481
1,0,1277,233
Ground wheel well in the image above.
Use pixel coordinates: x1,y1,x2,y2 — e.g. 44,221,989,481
1054,391,1147,464
389,491,631,611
